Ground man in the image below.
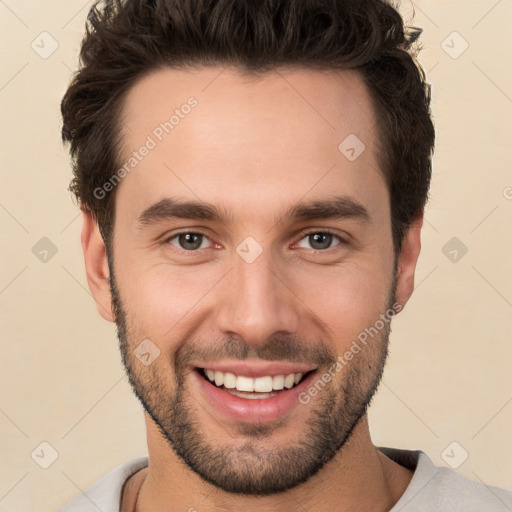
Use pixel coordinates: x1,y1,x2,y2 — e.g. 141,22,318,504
58,0,512,511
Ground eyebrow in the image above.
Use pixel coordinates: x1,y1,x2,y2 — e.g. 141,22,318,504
136,195,371,228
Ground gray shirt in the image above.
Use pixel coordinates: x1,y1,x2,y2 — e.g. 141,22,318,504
58,446,512,511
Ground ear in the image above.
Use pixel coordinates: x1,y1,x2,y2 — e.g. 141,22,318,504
81,211,115,322
393,213,423,310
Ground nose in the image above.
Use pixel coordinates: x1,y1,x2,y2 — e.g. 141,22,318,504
215,245,300,347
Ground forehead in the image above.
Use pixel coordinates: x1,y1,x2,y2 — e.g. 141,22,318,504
120,65,377,148
115,65,386,224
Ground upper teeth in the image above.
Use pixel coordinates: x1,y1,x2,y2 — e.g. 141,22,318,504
203,369,304,392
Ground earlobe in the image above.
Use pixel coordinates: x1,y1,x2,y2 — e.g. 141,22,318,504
393,214,423,311
81,211,115,322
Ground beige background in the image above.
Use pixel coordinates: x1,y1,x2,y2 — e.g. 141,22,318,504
1,1,511,511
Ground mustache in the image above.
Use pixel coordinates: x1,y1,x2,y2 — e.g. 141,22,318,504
174,334,336,372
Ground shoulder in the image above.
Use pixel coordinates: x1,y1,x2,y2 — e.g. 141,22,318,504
379,446,512,512
58,456,149,512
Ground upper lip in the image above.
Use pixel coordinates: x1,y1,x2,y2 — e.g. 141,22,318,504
192,360,317,378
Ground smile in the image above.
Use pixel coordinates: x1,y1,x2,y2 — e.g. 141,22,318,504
192,366,319,423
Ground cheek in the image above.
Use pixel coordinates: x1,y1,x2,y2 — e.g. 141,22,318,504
116,260,220,337
292,261,392,348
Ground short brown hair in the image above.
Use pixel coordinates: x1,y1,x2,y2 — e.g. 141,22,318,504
61,0,435,255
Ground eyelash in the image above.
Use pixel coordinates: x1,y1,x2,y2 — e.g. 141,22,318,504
163,229,347,254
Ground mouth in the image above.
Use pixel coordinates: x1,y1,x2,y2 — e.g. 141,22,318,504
196,367,315,399
192,366,319,423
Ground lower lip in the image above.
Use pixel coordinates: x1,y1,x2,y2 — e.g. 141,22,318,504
192,369,318,423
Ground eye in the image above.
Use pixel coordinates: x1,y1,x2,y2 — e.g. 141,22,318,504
164,229,346,254
296,230,344,251
166,231,212,251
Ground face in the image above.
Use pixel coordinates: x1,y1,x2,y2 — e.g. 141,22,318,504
84,66,421,495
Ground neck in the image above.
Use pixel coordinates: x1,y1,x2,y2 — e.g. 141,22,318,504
126,414,413,512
